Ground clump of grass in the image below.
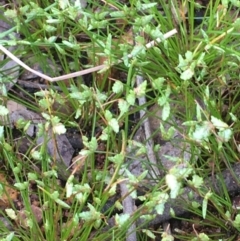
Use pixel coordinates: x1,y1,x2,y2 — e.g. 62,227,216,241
0,0,240,240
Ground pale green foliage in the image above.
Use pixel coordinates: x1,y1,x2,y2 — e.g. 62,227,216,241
66,175,91,203
165,174,181,199
0,105,9,115
14,182,29,190
128,140,147,156
13,163,22,174
1,0,240,239
108,153,124,165
145,192,169,214
161,232,174,241
188,175,203,189
142,229,156,239
118,99,130,118
112,81,124,94
166,163,193,198
104,110,119,133
202,191,212,219
31,150,43,161
16,119,31,132
78,203,102,229
176,51,206,81
134,80,147,96
0,232,14,241
229,0,240,7
152,77,165,90
0,126,3,140
5,209,17,220
160,124,176,140
114,213,130,227
191,233,210,241
233,214,240,228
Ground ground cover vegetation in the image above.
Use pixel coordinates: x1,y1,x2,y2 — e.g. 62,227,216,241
0,0,240,240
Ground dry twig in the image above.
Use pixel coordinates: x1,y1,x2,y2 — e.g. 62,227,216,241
0,29,177,82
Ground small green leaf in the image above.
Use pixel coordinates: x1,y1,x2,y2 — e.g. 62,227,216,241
222,0,229,8
52,123,66,135
104,34,112,55
31,151,42,161
180,68,194,80
185,51,193,61
202,191,212,219
188,175,203,188
233,214,240,228
66,175,74,198
165,174,181,198
196,102,202,121
115,200,123,210
126,90,136,105
108,118,119,133
218,129,232,142
231,0,240,8
0,126,4,140
59,0,69,9
62,40,80,50
83,136,98,152
201,29,209,41
13,163,22,174
104,110,113,121
43,170,58,178
108,153,124,165
142,229,156,239
192,122,211,142
192,201,201,208
134,80,147,97
197,233,210,241
162,102,170,121
78,203,101,226
110,11,125,17
118,99,129,118
152,77,165,90
160,124,175,140
0,105,9,116
46,19,61,24
54,43,66,54
43,24,57,32
170,208,175,217
41,112,51,120
112,81,124,94
4,9,17,19
14,182,29,190
125,169,138,184
35,180,44,187
182,121,198,126
158,96,167,106
211,116,228,130
130,45,145,57
161,232,174,241
229,112,238,122
5,232,14,241
5,209,17,220
138,170,148,181
155,193,168,215
115,213,130,227
50,191,59,200
233,18,240,29
140,2,157,10
55,198,70,209
108,184,116,196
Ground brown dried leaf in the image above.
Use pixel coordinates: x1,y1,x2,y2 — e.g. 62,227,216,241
0,173,18,209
